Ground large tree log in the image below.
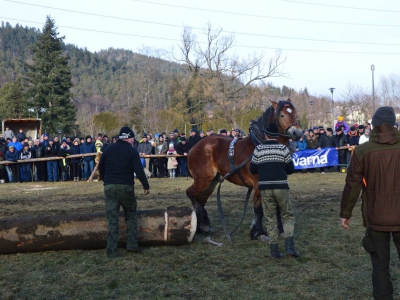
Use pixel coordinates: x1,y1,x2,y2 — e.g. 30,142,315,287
0,206,196,254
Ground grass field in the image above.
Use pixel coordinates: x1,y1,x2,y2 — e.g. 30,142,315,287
0,172,399,299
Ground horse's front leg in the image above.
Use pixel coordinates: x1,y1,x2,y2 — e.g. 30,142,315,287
193,201,212,233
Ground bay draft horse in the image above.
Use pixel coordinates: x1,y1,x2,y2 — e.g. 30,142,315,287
186,99,303,240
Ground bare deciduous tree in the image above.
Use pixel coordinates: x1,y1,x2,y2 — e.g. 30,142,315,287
378,74,400,107
172,23,286,128
340,84,372,124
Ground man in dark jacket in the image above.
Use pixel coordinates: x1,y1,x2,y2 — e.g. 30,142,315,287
175,137,190,177
32,139,46,181
249,123,299,260
45,138,60,182
80,135,96,180
346,126,360,165
335,126,348,171
98,126,150,258
317,127,338,173
188,129,201,150
341,107,400,299
137,133,153,178
16,129,26,142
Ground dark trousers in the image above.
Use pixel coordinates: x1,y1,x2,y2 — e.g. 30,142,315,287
71,162,80,178
363,229,400,300
104,184,137,257
149,157,154,174
338,152,347,171
180,158,187,176
10,164,20,182
21,163,32,182
154,158,166,177
34,161,46,181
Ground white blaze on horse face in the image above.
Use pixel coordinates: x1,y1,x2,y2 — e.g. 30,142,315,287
287,108,292,114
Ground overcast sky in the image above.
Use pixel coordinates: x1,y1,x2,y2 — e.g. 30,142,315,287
1,0,399,99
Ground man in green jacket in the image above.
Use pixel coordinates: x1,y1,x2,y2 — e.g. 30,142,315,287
341,106,400,300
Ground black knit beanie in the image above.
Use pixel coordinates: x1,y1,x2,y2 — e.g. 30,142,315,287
264,123,280,138
372,107,396,127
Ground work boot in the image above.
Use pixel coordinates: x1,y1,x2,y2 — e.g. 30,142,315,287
270,244,284,260
285,237,301,257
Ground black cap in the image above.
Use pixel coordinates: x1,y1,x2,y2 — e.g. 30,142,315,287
119,127,135,139
327,128,333,132
264,123,279,138
23,142,29,147
220,129,227,134
180,137,187,141
318,126,324,130
350,126,356,131
358,125,364,129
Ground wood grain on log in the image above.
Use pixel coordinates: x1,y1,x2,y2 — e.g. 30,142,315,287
0,206,196,254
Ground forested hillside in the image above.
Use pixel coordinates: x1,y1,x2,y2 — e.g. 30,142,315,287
0,21,336,136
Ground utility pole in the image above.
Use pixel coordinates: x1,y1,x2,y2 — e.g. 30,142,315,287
371,65,376,113
329,88,335,128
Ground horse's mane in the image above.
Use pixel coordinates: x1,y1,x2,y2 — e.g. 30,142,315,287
249,100,294,146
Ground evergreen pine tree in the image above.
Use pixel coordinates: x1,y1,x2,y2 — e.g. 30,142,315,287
25,16,75,135
0,77,26,119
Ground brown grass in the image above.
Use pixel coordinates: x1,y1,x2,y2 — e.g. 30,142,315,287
0,173,398,299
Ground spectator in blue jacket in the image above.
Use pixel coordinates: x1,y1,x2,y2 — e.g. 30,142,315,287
8,136,22,152
296,136,307,151
5,146,20,183
80,135,96,180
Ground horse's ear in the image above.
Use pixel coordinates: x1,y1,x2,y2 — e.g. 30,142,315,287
287,98,291,102
269,98,278,109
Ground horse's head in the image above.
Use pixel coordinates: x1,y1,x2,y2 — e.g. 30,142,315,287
270,99,303,141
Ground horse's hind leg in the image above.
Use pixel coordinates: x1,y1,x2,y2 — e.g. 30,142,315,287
187,174,221,233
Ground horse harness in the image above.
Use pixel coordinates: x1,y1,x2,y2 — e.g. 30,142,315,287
216,138,253,243
216,101,299,243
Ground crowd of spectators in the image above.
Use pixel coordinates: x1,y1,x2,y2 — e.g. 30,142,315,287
0,126,241,183
1,118,379,182
288,118,376,173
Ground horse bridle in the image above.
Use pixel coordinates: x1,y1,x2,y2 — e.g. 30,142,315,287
273,103,300,138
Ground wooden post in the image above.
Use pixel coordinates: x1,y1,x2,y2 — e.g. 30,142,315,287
0,207,196,254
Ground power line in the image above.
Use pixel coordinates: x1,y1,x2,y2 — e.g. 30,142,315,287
130,0,400,27
2,16,400,55
4,0,400,46
281,0,400,13
0,17,181,42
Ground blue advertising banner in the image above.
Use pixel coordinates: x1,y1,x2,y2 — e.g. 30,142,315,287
292,148,338,170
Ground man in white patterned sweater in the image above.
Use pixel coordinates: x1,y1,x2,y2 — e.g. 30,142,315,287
249,122,300,260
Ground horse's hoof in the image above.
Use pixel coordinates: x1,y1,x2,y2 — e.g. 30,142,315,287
256,235,270,242
197,225,214,234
